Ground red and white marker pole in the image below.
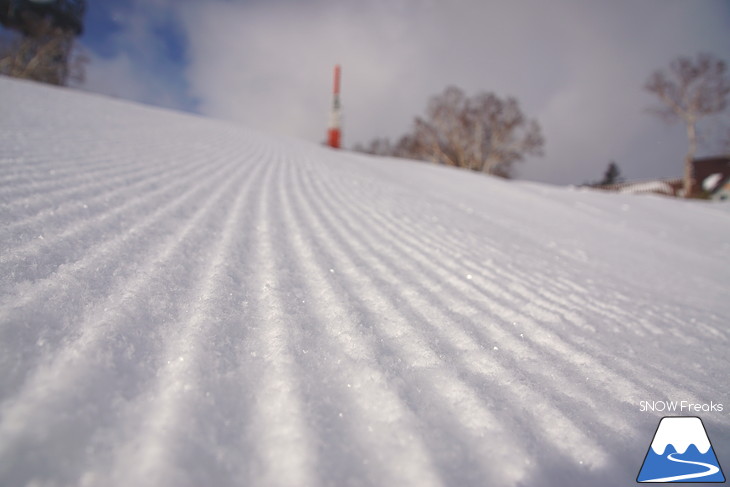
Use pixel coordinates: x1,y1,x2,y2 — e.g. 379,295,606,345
327,64,342,149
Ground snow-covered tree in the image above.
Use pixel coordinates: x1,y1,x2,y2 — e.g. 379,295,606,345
599,162,623,185
0,3,87,86
356,86,544,178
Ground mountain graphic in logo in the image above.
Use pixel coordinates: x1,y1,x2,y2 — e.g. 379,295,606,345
637,416,725,483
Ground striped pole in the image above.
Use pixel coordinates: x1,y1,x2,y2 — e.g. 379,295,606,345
327,64,342,148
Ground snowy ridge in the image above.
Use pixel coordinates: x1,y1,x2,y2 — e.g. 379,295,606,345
1,77,729,487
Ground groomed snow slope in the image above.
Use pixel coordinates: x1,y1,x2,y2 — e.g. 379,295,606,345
1,77,728,487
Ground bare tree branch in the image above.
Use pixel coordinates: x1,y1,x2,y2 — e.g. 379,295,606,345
645,53,730,197
356,87,544,178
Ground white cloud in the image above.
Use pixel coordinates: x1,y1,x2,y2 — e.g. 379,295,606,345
81,51,145,100
81,0,730,184
179,1,425,143
80,50,184,110
77,0,195,111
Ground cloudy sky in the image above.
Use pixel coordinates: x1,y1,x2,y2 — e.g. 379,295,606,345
75,0,730,184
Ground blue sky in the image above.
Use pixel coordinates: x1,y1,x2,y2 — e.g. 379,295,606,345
49,1,730,183
78,0,198,112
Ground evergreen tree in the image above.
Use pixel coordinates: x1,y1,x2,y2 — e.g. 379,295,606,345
599,162,623,185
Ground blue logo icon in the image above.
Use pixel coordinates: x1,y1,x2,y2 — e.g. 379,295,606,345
637,416,725,483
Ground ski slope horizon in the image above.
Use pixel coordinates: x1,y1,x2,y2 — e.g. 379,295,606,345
1,76,729,487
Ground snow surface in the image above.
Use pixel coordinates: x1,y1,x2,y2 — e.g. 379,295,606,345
1,76,729,487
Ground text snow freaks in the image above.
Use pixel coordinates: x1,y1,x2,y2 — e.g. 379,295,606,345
639,401,723,413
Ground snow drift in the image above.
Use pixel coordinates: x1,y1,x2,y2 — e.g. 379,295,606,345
1,76,728,487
